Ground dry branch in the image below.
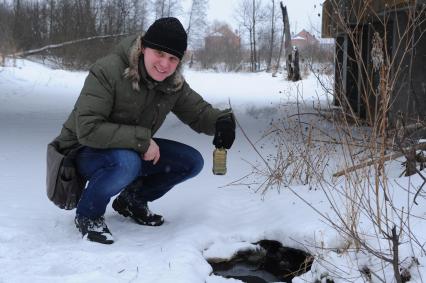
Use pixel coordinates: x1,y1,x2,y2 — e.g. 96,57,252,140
333,142,426,177
6,33,129,58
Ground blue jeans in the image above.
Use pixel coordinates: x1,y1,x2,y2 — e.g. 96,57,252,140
75,138,204,219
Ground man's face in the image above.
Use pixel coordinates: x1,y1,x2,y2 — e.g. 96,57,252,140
142,47,180,82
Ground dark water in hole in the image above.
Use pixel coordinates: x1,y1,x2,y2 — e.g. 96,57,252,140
214,262,279,282
208,240,313,283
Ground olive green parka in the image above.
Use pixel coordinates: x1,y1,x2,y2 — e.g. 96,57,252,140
52,35,229,155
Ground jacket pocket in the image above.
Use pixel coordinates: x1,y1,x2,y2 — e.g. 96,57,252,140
46,143,85,210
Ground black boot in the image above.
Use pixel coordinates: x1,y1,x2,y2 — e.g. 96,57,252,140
112,194,164,226
75,215,114,244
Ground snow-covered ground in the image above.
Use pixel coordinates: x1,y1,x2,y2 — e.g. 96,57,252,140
0,59,425,283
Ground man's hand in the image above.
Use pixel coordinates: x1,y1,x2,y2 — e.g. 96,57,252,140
143,139,160,164
213,113,236,149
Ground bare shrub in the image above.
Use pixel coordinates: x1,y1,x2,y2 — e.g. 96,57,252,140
232,1,426,282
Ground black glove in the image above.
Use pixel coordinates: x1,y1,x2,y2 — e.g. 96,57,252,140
213,113,236,149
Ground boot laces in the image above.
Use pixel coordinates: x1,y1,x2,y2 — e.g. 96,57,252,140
88,216,108,232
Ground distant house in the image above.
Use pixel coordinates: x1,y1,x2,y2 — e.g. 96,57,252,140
291,29,319,50
204,27,240,50
200,25,241,70
322,0,426,126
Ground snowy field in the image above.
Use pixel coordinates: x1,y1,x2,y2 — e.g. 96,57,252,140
0,59,425,283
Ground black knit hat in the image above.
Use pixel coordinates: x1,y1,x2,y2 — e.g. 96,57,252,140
142,17,187,60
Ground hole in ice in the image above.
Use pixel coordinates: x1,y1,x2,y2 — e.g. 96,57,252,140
206,240,313,283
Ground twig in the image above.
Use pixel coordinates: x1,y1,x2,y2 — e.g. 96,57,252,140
413,168,426,205
228,99,273,174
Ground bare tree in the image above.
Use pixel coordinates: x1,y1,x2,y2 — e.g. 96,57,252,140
235,0,264,72
186,0,208,50
266,0,276,72
0,1,15,65
251,0,258,70
136,0,149,32
1,0,151,69
154,0,181,19
154,0,165,19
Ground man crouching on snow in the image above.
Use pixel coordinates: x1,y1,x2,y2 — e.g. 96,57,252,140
48,17,235,244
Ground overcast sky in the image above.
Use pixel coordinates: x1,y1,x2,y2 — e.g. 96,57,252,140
181,0,325,36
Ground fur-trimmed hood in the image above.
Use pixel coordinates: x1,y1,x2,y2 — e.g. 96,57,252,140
121,35,185,92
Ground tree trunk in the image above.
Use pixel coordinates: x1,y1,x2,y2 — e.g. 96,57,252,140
167,0,171,17
273,2,291,77
249,27,254,72
266,0,275,72
252,0,258,71
186,0,194,35
189,53,194,68
282,3,292,80
272,24,284,77
287,52,293,79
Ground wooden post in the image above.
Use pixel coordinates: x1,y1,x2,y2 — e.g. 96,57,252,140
292,46,301,81
405,147,416,176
